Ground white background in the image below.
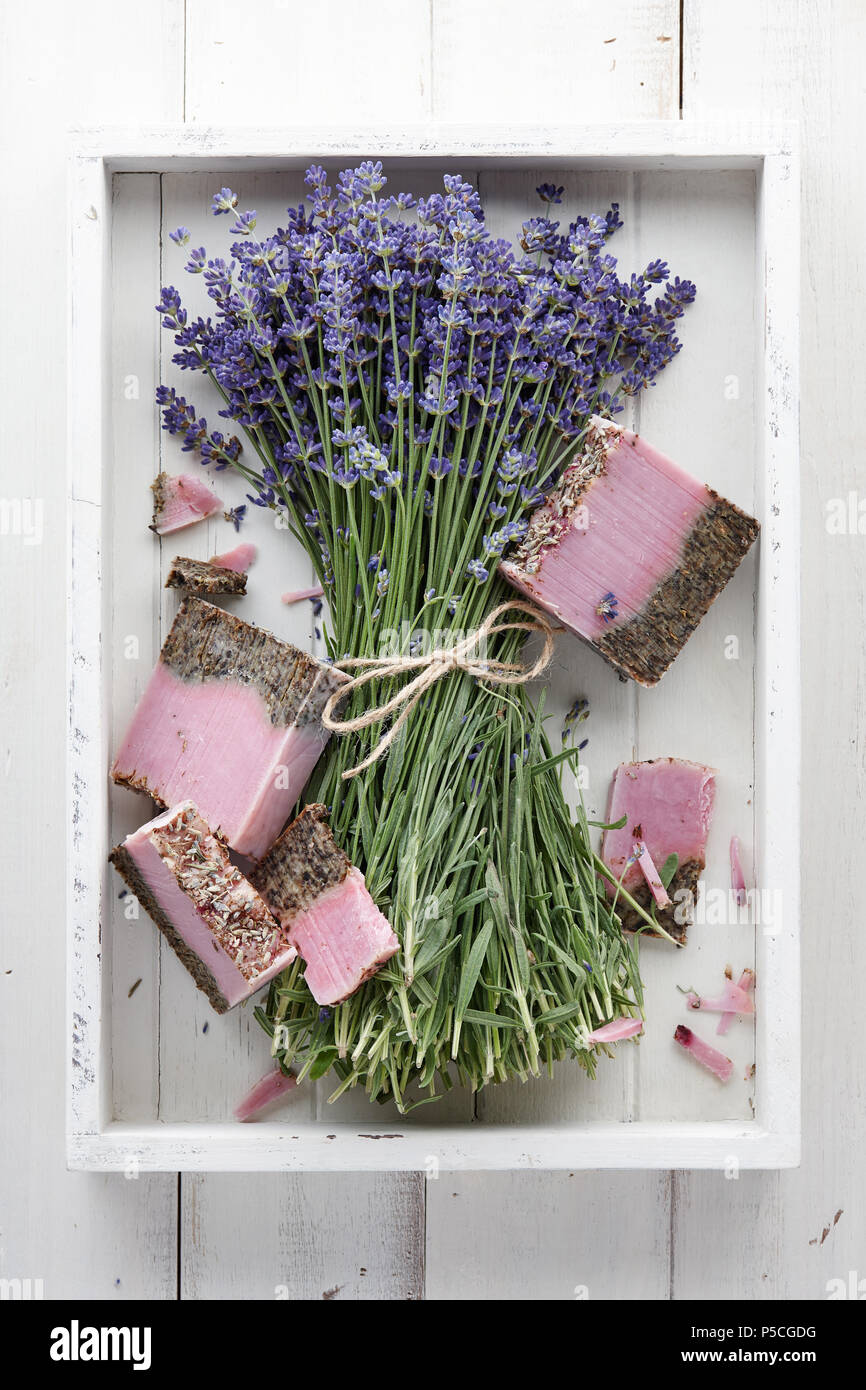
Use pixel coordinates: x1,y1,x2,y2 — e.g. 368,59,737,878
0,0,860,1299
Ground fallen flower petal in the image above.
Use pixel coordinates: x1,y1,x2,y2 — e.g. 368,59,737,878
587,1017,644,1044
717,967,756,1036
730,835,748,907
282,584,325,605
674,1024,733,1082
235,1067,298,1122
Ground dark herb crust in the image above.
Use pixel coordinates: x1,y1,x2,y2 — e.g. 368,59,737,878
165,556,247,595
160,597,346,727
595,495,760,686
149,471,171,533
250,803,349,922
616,856,703,945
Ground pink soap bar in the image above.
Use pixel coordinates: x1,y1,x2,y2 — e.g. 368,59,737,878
109,801,296,1015
150,471,223,534
250,805,399,1006
601,757,715,944
500,416,759,686
111,597,347,858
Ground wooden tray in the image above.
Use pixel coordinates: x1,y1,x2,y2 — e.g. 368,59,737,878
67,124,799,1170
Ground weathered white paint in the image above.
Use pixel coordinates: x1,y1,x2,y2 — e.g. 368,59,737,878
0,0,184,1302
181,1171,425,1300
669,0,857,1303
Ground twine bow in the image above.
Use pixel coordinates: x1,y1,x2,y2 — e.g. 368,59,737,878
323,600,557,780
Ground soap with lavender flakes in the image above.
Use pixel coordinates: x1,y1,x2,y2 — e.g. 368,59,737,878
250,804,399,1006
111,597,347,858
109,801,296,1015
500,416,760,686
601,757,716,944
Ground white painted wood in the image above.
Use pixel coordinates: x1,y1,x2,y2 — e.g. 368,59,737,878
69,1120,796,1172
0,0,184,1301
68,123,800,1174
426,1171,672,1300
182,1171,425,1299
109,174,166,1122
432,0,681,124
70,121,800,169
670,0,856,1301
631,168,762,1124
185,0,434,126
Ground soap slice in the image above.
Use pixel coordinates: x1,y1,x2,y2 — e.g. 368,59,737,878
500,416,759,686
250,804,399,1006
150,471,223,534
165,556,248,594
600,758,715,944
111,597,347,858
109,801,296,1014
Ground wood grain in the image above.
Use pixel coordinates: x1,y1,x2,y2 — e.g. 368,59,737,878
432,0,680,123
0,0,183,1300
677,0,862,1298
181,1172,425,1299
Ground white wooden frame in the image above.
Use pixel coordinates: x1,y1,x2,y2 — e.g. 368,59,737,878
67,124,799,1172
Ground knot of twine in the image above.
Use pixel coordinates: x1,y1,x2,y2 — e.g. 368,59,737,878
322,600,557,780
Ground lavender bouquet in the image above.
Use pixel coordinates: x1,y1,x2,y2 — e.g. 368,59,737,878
156,165,695,1108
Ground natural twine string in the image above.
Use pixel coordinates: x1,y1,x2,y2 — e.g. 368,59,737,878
322,599,557,780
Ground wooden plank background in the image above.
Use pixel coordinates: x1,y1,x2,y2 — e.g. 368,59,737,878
0,0,860,1299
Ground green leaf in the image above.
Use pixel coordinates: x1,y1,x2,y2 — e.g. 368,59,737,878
538,999,587,1026
588,812,628,830
454,918,494,1023
307,1047,339,1081
462,1009,521,1030
530,745,584,778
659,852,679,888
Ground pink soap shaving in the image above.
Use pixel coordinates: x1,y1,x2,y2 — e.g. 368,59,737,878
152,473,223,534
730,835,748,907
282,584,325,605
674,1024,733,1083
234,1067,298,1122
210,542,257,572
686,977,755,1017
716,968,756,1036
587,1017,644,1044
633,838,672,909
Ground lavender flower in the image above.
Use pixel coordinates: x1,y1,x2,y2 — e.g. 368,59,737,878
595,592,619,623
